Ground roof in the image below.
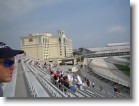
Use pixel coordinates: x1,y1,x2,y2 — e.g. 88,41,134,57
86,45,130,53
107,42,130,47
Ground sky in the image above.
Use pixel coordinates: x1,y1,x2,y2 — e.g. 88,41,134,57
0,0,130,49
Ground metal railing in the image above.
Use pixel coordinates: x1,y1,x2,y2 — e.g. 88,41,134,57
22,57,129,98
29,65,67,97
25,60,69,97
89,64,130,87
85,67,129,97
21,60,50,97
30,60,92,97
25,59,89,97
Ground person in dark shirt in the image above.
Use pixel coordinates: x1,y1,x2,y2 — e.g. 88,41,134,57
86,79,91,88
63,76,69,88
0,42,24,97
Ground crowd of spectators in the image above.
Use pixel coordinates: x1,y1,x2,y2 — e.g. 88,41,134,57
31,60,95,94
47,64,94,93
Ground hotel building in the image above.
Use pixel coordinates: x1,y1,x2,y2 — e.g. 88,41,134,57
20,30,73,63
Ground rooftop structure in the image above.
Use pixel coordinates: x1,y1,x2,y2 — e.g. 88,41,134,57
107,42,130,47
75,42,130,58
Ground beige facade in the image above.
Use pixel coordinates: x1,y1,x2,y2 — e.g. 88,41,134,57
20,30,73,62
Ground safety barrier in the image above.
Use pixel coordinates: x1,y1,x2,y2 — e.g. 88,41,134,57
27,63,67,97
86,67,128,97
21,60,50,97
89,58,130,87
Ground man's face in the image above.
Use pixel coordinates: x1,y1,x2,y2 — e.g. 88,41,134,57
0,57,15,83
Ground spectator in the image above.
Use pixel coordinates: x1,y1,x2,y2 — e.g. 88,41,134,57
50,71,55,78
34,61,38,67
58,76,63,84
84,77,87,81
76,75,83,90
86,79,91,88
49,64,51,71
53,71,60,81
82,80,87,87
57,68,63,77
60,70,64,77
43,62,47,68
63,76,69,88
0,42,24,97
92,81,95,88
114,87,118,93
114,87,120,96
69,81,77,93
72,75,77,85
50,70,54,75
67,74,72,82
37,60,42,69
56,68,61,73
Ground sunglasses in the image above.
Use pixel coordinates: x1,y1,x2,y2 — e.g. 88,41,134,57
0,59,15,67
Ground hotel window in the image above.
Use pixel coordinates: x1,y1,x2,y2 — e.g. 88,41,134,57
29,38,33,42
59,37,61,44
45,38,47,44
43,38,45,43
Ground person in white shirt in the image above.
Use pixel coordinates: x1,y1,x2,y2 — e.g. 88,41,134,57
76,75,83,90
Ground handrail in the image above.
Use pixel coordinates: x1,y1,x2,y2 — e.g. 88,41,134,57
50,77,84,97
31,61,88,97
30,62,88,97
25,61,67,97
21,60,50,97
21,60,38,97
27,60,86,97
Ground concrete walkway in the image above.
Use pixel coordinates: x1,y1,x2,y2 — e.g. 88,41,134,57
14,63,28,97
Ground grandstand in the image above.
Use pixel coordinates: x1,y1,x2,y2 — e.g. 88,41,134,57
1,55,130,98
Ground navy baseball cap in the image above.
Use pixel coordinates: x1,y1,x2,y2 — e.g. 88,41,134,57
0,42,24,58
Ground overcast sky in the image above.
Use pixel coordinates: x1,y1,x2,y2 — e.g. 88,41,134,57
0,0,130,49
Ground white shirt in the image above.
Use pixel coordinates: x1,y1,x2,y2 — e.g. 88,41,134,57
77,76,82,85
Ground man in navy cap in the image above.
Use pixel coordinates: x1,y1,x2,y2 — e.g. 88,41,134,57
0,42,24,97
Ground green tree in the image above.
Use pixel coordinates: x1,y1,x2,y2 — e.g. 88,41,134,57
80,56,84,62
77,57,80,62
